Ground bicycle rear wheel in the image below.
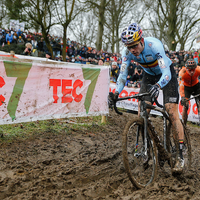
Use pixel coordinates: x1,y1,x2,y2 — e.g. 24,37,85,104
122,117,157,189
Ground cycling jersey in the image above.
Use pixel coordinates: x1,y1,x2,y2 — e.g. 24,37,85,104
116,37,172,94
179,66,200,97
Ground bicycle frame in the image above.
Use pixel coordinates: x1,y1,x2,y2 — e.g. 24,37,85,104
113,93,171,159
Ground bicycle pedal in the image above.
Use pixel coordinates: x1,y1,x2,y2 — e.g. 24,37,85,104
134,152,140,158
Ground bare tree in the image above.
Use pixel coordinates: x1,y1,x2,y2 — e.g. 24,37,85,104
22,0,58,56
105,0,149,53
143,0,200,50
0,0,7,27
84,0,110,51
69,10,98,47
54,0,83,61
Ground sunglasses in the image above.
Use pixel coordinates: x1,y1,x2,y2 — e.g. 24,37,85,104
187,68,195,72
127,43,139,50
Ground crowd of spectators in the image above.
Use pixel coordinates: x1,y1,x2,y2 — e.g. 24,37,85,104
0,27,121,65
0,27,200,88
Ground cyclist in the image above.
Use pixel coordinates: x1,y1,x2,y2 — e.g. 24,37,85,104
179,59,200,125
109,22,185,173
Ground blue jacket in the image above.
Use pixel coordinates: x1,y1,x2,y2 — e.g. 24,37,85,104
6,33,13,43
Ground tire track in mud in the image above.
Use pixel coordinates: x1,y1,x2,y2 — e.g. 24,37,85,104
0,111,200,199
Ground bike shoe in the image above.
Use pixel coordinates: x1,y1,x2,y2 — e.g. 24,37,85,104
172,157,184,174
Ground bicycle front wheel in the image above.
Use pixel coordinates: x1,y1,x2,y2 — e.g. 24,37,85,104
122,117,157,189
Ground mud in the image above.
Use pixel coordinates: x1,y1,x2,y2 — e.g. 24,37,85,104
0,111,200,200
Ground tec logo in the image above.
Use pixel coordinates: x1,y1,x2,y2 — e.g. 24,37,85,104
0,76,5,106
49,79,83,103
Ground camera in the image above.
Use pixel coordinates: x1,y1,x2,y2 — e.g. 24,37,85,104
28,48,31,51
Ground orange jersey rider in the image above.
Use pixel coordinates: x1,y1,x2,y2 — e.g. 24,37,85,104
178,59,200,124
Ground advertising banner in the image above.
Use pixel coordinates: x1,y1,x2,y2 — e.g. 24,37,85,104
0,60,110,124
110,83,199,122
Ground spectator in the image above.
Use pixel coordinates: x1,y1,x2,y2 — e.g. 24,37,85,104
110,62,119,83
17,36,25,45
46,52,52,60
74,56,82,64
66,55,71,62
22,43,34,56
67,45,74,57
17,29,22,37
177,50,185,68
53,40,61,57
133,63,143,82
12,35,18,44
37,37,44,52
98,59,104,65
71,55,75,63
193,51,198,64
6,31,13,44
1,35,6,46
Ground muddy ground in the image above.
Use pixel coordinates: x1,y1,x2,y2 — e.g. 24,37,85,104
0,110,200,200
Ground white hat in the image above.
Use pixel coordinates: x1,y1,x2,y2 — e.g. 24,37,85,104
112,62,117,66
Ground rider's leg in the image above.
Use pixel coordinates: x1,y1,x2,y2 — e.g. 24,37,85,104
165,103,185,172
165,102,184,159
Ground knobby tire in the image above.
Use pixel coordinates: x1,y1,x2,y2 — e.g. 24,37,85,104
122,117,158,189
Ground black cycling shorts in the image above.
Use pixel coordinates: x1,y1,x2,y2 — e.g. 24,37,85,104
184,82,200,99
139,64,179,104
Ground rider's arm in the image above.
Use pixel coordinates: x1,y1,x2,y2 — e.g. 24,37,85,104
196,65,200,76
152,41,172,88
178,69,185,97
116,48,132,94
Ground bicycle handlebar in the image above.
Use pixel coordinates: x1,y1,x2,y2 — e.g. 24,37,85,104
188,94,200,101
113,93,164,115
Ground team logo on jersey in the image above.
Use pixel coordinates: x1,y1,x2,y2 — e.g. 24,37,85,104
161,79,166,86
121,63,127,71
136,56,141,60
148,42,152,47
165,75,169,81
158,58,165,68
123,56,127,61
155,53,163,59
145,55,153,61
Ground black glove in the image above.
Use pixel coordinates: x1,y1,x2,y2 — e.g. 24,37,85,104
108,91,119,108
180,97,188,108
148,84,160,99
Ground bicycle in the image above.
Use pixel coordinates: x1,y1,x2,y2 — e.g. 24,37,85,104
109,92,192,189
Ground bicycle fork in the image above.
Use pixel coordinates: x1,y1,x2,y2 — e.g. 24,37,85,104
134,117,149,159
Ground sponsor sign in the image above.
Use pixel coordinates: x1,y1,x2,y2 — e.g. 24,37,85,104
0,59,110,124
110,83,199,122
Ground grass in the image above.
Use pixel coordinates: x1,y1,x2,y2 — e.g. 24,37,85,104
187,121,200,128
0,116,103,144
